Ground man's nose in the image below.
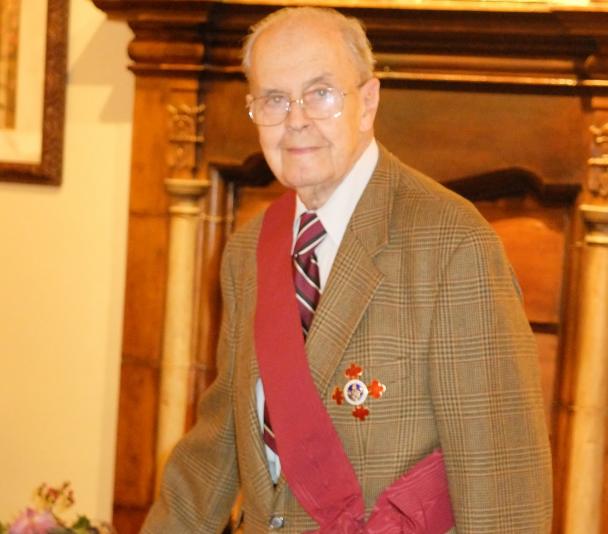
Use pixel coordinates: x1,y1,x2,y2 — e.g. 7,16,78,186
285,98,310,130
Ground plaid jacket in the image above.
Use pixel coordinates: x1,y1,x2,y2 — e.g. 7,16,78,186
142,145,552,533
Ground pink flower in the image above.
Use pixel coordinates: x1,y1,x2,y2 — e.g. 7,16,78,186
9,508,58,534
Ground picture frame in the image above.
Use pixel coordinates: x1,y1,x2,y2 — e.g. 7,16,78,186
0,0,68,186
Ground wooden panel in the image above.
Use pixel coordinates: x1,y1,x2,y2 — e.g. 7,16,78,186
129,76,177,215
475,196,569,327
114,361,159,506
122,215,168,360
202,80,259,165
113,206,169,522
113,505,149,534
377,89,587,188
535,332,559,431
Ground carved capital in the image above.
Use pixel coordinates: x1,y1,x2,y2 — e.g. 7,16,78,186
588,122,608,199
165,178,210,215
167,103,206,180
580,203,608,246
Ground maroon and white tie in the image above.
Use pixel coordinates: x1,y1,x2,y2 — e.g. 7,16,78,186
292,211,327,337
263,211,326,454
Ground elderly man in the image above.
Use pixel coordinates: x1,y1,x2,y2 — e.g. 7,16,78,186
143,6,552,533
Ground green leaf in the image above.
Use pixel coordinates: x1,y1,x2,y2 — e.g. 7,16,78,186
72,516,93,529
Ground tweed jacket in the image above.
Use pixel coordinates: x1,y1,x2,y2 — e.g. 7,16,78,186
142,146,553,533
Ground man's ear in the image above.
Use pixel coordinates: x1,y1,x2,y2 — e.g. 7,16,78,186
359,77,380,132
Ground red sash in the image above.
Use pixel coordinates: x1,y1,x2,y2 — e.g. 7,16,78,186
254,191,454,533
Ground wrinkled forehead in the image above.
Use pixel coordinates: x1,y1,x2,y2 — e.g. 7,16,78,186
249,19,358,91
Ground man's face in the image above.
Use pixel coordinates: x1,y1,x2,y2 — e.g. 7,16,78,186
247,18,379,208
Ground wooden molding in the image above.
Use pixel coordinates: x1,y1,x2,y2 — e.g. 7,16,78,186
92,1,608,87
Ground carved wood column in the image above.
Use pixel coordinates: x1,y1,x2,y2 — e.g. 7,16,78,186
157,174,209,491
554,22,608,528
562,94,608,534
155,100,209,488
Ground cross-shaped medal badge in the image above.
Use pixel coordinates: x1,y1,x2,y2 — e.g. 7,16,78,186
331,363,386,421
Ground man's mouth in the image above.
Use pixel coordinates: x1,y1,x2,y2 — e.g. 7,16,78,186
285,146,321,155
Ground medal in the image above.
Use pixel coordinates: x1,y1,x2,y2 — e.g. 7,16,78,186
344,379,368,406
331,364,386,421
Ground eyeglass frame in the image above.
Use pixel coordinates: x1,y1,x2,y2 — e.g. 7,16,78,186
246,85,350,127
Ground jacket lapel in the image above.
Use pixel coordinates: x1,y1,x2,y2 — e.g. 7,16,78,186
306,146,396,396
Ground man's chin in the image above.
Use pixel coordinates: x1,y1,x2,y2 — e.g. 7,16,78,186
279,172,327,191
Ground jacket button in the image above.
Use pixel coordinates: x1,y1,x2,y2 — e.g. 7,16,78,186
268,515,285,529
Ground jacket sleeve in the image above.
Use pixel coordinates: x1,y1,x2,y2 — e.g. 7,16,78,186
429,226,553,533
141,243,240,534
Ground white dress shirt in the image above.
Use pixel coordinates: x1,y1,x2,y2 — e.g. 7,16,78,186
256,139,379,482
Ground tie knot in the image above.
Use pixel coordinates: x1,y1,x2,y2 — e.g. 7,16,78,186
294,212,326,257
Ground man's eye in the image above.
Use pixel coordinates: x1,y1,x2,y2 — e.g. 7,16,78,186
264,95,287,107
306,87,333,104
312,88,330,99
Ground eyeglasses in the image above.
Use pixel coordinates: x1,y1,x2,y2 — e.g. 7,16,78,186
247,86,348,126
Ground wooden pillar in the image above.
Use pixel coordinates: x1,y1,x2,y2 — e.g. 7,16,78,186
156,99,209,488
562,94,608,533
156,176,208,491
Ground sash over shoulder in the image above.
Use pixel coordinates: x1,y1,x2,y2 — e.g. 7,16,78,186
254,191,454,533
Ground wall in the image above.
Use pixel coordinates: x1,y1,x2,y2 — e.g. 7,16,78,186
0,0,133,524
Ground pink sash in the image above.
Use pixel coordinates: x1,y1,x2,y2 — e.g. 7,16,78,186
254,191,454,533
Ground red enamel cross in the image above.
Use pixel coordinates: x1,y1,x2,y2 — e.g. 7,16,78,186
332,387,344,405
368,379,386,399
331,364,387,421
352,406,369,421
345,363,363,379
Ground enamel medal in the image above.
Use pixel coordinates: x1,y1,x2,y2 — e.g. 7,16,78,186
331,363,386,421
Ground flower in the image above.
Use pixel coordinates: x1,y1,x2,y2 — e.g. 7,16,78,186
0,484,114,534
8,509,58,534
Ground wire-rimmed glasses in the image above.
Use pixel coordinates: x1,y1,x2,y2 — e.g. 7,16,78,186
247,86,347,126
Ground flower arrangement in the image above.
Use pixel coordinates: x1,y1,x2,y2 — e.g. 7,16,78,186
0,483,114,534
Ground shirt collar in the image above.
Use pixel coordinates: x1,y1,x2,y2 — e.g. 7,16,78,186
294,138,379,245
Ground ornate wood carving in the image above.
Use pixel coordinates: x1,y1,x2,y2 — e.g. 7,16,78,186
167,103,206,178
589,122,608,198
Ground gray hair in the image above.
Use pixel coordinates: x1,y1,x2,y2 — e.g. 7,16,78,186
241,7,375,82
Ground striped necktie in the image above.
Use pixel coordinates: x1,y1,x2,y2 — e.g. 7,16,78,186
262,211,326,454
292,211,327,337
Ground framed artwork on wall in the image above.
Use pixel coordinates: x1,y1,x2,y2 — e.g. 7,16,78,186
0,0,20,129
0,0,67,185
